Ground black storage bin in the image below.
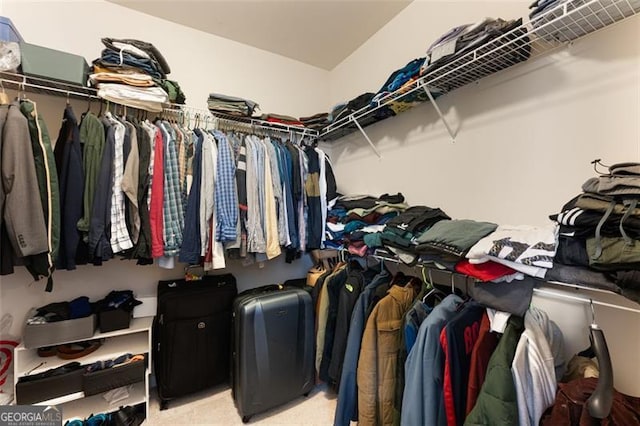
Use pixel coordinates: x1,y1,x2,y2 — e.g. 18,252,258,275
83,357,146,396
99,307,132,333
16,369,83,404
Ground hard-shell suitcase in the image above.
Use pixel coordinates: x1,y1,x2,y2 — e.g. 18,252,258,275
232,286,315,423
153,273,237,410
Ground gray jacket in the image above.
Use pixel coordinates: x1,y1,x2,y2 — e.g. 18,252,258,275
1,103,48,256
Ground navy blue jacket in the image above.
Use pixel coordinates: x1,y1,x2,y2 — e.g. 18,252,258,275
54,106,84,270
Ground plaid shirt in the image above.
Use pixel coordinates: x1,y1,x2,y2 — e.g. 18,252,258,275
160,122,184,256
212,131,238,242
107,114,133,253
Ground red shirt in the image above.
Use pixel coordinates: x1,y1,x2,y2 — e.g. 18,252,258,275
466,312,499,415
150,128,164,258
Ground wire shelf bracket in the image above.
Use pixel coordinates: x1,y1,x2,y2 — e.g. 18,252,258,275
421,83,458,142
351,116,382,158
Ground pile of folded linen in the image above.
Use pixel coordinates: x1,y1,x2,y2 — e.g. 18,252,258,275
207,93,260,117
299,112,329,130
261,113,304,127
90,38,185,112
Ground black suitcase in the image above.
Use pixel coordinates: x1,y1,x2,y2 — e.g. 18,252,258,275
154,273,237,410
232,286,315,423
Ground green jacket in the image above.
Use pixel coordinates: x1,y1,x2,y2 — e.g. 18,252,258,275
77,112,105,235
465,315,524,426
20,100,60,287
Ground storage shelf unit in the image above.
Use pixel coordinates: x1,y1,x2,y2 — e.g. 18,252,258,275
14,317,153,377
318,0,640,142
13,317,152,422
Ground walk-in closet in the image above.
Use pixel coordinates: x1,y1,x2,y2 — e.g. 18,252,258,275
0,0,638,425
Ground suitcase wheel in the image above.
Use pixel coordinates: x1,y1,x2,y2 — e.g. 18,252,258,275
303,391,310,397
160,399,169,411
242,415,251,423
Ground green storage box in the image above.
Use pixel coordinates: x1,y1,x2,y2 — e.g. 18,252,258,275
20,42,89,86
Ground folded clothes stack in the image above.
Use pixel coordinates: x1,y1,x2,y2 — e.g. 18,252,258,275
530,0,640,41
207,93,260,117
549,162,640,303
324,193,408,254
261,113,304,127
420,17,531,92
91,38,185,112
299,112,329,130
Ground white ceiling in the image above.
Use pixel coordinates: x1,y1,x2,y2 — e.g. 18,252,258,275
108,0,412,70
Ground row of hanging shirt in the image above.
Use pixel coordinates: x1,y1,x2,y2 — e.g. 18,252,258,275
1,100,338,289
81,108,337,269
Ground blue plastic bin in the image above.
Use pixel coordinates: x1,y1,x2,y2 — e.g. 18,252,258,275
0,17,24,42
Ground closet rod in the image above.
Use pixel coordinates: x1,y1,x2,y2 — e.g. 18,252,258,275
210,112,319,137
357,250,639,313
533,288,640,315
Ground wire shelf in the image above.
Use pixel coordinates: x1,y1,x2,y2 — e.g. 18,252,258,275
319,0,640,142
0,71,99,100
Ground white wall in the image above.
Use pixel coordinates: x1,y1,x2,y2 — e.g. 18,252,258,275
1,0,329,116
324,1,640,395
0,0,323,337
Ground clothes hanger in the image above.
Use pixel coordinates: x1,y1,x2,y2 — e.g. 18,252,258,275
585,299,614,419
421,268,447,305
84,95,92,115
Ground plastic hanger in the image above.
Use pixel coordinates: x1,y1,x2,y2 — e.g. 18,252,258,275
585,299,614,419
421,268,447,305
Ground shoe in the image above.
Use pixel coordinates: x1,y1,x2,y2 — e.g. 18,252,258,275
37,346,58,357
57,340,103,360
85,413,110,426
111,406,144,426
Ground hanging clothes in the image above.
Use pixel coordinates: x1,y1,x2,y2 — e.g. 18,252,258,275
105,112,133,253
77,112,105,248
464,315,525,426
20,100,60,290
402,294,463,426
212,130,238,243
0,103,48,273
178,130,203,264
54,105,84,270
334,270,392,426
357,282,418,426
149,123,164,259
122,121,140,245
131,120,152,263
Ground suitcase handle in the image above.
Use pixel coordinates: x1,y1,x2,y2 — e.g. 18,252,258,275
238,284,284,297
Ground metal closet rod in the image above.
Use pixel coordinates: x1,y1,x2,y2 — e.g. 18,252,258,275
351,250,640,314
533,288,640,315
165,107,316,136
